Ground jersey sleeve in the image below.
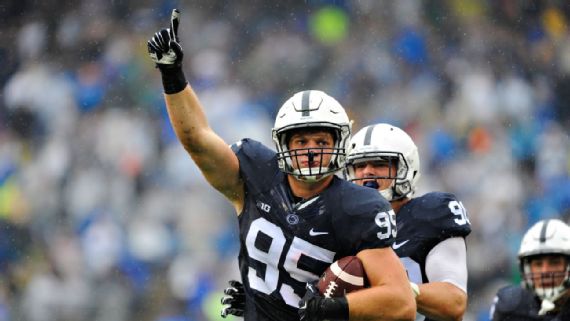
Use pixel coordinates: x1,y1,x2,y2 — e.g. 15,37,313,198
490,296,504,321
417,192,472,241
553,300,570,321
333,183,396,255
491,285,534,320
231,139,279,191
490,286,515,321
424,237,467,292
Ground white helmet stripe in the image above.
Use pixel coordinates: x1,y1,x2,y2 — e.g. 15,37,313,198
540,220,550,243
363,125,374,146
301,90,311,116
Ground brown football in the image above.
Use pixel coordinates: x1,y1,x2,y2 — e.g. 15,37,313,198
317,256,366,298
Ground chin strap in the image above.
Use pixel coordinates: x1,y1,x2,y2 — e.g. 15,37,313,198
539,299,556,315
538,289,567,315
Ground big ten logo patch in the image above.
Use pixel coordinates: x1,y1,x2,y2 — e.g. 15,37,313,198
256,201,271,213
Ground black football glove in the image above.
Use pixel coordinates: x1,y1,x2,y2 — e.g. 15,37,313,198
220,280,245,318
147,9,187,94
299,282,349,321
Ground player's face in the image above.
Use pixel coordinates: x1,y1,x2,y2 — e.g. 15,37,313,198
287,131,335,170
353,160,397,190
529,255,568,288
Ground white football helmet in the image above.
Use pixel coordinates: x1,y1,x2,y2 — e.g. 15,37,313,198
272,90,351,182
346,123,420,201
518,219,570,305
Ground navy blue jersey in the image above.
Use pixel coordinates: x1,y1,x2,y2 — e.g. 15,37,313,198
231,139,395,321
490,285,570,321
393,192,472,321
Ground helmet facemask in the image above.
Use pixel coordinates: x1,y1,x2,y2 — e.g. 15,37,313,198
276,126,349,182
345,124,420,202
271,90,352,182
517,219,570,314
520,255,570,303
346,152,410,200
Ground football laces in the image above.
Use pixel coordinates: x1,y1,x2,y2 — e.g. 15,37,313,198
323,281,338,298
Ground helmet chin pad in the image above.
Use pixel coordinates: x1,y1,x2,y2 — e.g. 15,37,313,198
380,188,394,201
291,166,335,182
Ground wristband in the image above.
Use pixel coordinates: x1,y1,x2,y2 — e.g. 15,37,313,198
319,296,349,321
410,282,420,298
159,66,187,94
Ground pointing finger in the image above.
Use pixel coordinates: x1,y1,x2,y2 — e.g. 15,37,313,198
170,9,180,41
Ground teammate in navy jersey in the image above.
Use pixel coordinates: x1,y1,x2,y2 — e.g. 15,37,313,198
345,123,471,321
490,219,570,321
147,10,415,321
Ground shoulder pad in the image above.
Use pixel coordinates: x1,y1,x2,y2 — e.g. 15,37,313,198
494,285,532,313
416,192,457,210
552,300,570,321
340,181,392,216
411,192,471,238
231,138,275,162
331,180,395,253
231,139,280,193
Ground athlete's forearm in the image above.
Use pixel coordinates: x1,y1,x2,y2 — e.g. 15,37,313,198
164,85,212,154
164,85,243,205
349,248,416,321
416,282,466,321
347,284,416,321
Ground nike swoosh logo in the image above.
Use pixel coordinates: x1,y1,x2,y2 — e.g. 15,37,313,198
392,240,409,250
309,228,329,236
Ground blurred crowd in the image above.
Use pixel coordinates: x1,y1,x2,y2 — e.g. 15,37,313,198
1,0,570,320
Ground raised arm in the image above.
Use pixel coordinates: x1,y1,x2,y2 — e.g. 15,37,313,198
148,9,243,211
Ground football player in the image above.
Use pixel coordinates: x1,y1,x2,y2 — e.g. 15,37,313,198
345,123,471,321
490,219,570,321
148,10,416,321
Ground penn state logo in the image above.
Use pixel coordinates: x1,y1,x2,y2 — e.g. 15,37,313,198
286,213,299,225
